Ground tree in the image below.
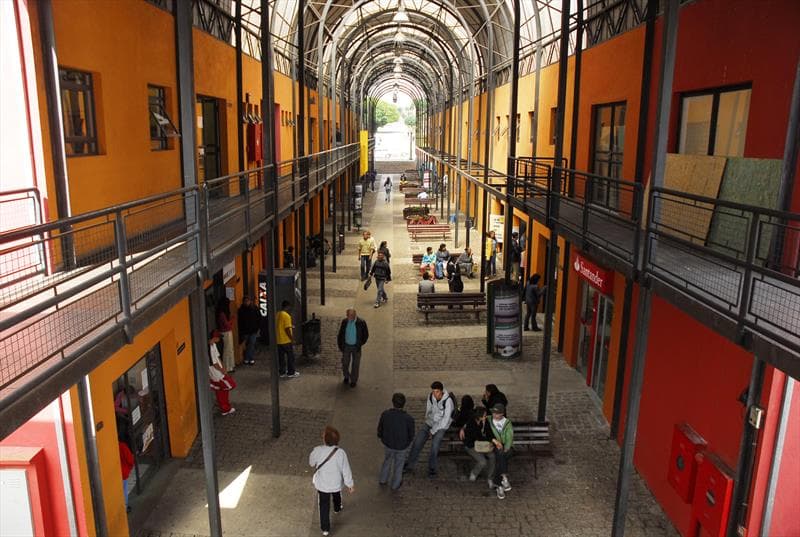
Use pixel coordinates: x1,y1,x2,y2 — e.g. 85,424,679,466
374,101,400,128
404,115,416,127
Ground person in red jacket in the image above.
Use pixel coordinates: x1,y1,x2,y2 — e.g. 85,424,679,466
119,434,134,513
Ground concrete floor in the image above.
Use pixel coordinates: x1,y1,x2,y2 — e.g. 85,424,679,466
132,167,678,537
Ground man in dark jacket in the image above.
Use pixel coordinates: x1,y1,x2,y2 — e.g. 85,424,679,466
377,393,415,490
337,309,369,387
510,232,522,282
237,296,261,365
524,273,545,331
369,252,392,308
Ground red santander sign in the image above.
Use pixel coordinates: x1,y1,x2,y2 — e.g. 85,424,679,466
573,253,613,295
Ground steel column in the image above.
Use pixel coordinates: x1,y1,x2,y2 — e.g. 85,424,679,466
538,0,571,424
611,1,680,535
235,0,244,172
610,277,634,439
503,0,521,283
261,0,281,437
297,0,308,325
320,187,326,305
760,376,794,535
175,1,223,532
77,377,108,537
39,0,75,267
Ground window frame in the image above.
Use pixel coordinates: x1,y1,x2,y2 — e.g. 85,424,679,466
59,68,99,157
676,83,752,156
148,84,179,151
589,100,627,209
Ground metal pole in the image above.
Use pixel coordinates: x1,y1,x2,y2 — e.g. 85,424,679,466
235,0,245,173
760,376,794,535
297,0,308,325
332,179,337,272
175,0,223,532
610,277,634,439
320,186,326,305
261,0,281,437
76,377,108,537
504,0,521,283
39,0,75,268
538,0,571,424
611,1,680,535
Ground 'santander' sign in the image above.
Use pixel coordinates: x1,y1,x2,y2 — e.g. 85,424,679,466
573,253,613,295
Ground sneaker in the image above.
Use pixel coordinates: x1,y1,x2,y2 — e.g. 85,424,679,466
221,408,236,416
349,382,356,388
496,487,506,500
468,472,477,482
322,532,329,536
488,479,496,489
286,372,300,379
334,505,343,514
427,470,437,479
343,378,349,385
279,371,287,378
374,302,380,308
501,475,511,491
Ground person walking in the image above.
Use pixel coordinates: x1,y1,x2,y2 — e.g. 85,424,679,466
404,381,455,478
237,295,260,365
485,230,498,277
524,273,545,331
509,231,522,282
216,297,236,373
358,231,377,281
384,176,393,202
208,331,237,415
336,309,369,387
377,393,415,490
119,432,135,513
309,426,354,536
489,403,514,499
276,300,300,378
378,241,391,265
369,252,391,308
459,406,496,485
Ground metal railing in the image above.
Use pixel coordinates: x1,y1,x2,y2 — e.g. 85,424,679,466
0,143,360,400
0,188,44,290
420,146,800,360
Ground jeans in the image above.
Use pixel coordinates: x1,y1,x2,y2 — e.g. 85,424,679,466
385,188,391,201
435,261,445,279
243,332,258,362
406,424,447,475
341,344,361,383
375,279,387,303
277,344,295,375
525,302,540,330
465,446,495,478
379,446,409,489
494,449,511,485
123,479,129,508
360,255,372,280
458,262,473,277
486,255,496,276
317,490,342,532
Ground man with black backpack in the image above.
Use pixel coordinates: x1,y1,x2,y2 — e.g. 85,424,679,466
404,381,456,478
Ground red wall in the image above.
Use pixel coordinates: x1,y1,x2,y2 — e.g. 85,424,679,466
634,296,753,535
767,378,800,536
0,394,88,536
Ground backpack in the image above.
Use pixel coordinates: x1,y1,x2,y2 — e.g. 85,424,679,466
431,392,458,419
384,178,391,186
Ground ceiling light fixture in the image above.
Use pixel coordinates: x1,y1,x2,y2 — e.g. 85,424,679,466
394,28,406,42
392,0,410,23
393,64,403,73
393,57,404,64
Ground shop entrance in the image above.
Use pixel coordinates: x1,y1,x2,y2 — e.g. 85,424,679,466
114,344,170,497
577,281,614,400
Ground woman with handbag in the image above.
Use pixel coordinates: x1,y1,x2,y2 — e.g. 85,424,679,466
459,407,495,485
309,426,354,536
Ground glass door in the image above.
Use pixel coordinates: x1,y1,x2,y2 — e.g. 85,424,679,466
591,102,626,210
577,281,598,378
590,295,614,399
196,96,221,194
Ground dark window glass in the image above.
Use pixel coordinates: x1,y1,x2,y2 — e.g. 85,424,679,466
678,87,750,156
591,102,626,209
59,68,98,156
549,107,558,145
148,85,178,151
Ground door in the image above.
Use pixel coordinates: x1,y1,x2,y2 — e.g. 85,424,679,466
114,344,169,496
590,294,613,398
197,96,221,190
577,281,597,377
590,102,626,210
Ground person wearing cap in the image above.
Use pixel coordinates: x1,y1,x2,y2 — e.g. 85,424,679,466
208,331,237,415
404,381,454,478
488,403,514,499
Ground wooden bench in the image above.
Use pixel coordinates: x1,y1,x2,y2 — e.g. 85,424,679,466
403,188,427,197
399,182,421,191
439,421,551,478
408,223,450,241
416,292,486,321
405,197,434,206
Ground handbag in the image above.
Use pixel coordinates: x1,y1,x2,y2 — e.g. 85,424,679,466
474,440,493,454
363,276,372,290
314,447,339,474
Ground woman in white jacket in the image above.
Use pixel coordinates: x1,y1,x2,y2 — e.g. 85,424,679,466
309,426,354,536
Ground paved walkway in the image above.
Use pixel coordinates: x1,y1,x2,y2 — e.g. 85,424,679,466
134,165,678,537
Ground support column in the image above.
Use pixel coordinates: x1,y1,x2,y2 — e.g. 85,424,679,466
320,188,326,305
77,377,108,537
297,0,308,325
537,0,571,424
176,0,222,532
611,1,680,535
261,0,281,437
504,0,521,283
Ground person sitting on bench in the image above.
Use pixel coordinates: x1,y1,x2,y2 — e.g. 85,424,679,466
420,246,436,278
457,247,474,278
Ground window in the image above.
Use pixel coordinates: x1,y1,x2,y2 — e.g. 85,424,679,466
516,114,521,143
529,111,535,143
591,101,626,208
59,68,98,156
148,85,178,150
678,86,750,156
549,107,558,145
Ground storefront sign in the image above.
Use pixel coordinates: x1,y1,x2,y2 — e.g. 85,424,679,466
489,214,504,243
489,282,522,358
573,253,613,295
258,272,268,318
222,260,236,283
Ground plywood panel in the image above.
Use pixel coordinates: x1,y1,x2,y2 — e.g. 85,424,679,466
707,158,782,260
658,154,727,243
